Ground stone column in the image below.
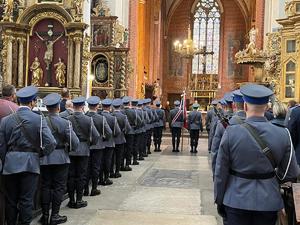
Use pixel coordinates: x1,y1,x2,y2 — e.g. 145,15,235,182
6,36,13,85
67,38,74,87
18,38,25,87
73,37,82,88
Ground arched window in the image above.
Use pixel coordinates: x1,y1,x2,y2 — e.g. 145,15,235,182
192,0,221,75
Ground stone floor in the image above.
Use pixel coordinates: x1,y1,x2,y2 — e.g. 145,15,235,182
33,136,220,225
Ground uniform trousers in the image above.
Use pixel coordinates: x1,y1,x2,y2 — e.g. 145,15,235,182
41,164,69,215
153,127,163,148
86,150,103,190
225,206,277,225
171,127,182,150
111,144,124,174
133,134,142,161
146,129,153,152
190,129,200,149
4,172,39,225
67,156,89,202
123,134,134,166
139,132,147,157
99,148,114,181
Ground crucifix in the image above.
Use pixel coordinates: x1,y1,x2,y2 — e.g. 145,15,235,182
35,24,64,86
197,45,214,74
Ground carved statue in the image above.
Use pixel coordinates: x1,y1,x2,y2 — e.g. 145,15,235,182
2,0,14,22
114,21,125,47
54,58,66,87
30,57,43,86
285,1,296,16
36,32,63,70
73,0,83,15
244,27,258,56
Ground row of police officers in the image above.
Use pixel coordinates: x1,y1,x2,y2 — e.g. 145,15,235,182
207,84,300,225
0,86,165,225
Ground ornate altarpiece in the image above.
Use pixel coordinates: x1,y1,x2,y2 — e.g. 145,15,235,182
90,0,129,99
0,1,89,96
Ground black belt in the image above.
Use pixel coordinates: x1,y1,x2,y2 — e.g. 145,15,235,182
8,148,39,153
230,169,275,180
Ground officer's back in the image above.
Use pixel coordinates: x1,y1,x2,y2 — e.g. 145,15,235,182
169,102,183,128
188,108,203,130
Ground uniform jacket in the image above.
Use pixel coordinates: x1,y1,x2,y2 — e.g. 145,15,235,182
112,110,132,145
121,107,143,135
214,116,300,211
135,108,145,134
211,110,246,175
100,111,122,147
68,112,100,156
59,109,73,120
86,111,112,150
0,107,57,175
187,110,203,131
288,106,300,164
205,109,214,131
155,108,165,128
40,113,79,165
169,107,184,128
143,107,152,130
152,108,160,128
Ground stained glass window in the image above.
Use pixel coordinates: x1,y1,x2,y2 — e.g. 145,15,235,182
192,0,221,74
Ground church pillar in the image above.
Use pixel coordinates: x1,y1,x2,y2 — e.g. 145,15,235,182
17,38,25,87
67,38,74,87
5,36,13,85
73,37,82,88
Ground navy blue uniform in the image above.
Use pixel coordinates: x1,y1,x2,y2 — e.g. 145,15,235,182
187,110,203,153
169,107,184,152
288,106,300,165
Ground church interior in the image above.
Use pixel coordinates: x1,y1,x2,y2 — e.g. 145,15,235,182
0,0,296,110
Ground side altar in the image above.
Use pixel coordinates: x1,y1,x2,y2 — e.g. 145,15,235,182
0,0,89,96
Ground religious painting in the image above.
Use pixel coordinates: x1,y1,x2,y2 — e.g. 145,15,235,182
92,23,112,47
92,55,109,83
29,18,67,87
169,40,182,76
227,35,243,78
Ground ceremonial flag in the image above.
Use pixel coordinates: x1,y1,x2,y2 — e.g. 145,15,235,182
171,90,187,127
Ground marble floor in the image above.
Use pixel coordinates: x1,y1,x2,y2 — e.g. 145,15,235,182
33,136,220,225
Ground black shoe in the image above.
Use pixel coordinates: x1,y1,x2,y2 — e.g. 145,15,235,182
40,215,49,225
115,172,122,178
50,214,67,225
120,167,126,171
105,179,113,186
147,151,151,154
176,150,180,152
143,153,148,157
90,189,101,196
98,181,106,185
190,149,193,153
138,157,144,161
132,161,139,165
83,189,89,196
172,149,176,152
76,200,88,209
110,173,116,178
124,165,132,171
194,150,198,153
67,201,76,209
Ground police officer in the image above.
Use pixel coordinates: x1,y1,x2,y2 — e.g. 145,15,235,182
169,100,184,152
121,97,142,170
85,96,112,196
206,100,217,153
67,97,100,209
0,86,56,225
214,84,300,225
59,100,73,119
144,98,157,155
131,99,144,164
187,103,203,153
40,93,79,225
153,101,165,152
211,90,245,175
111,98,132,177
99,99,121,185
139,99,149,159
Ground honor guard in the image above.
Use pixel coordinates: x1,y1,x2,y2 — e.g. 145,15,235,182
153,101,166,152
169,100,184,152
67,97,100,209
0,86,57,225
187,103,203,153
206,100,217,153
139,99,150,159
287,102,300,165
40,93,80,225
131,99,144,164
121,97,142,170
99,99,121,186
85,96,112,196
144,98,156,154
111,98,132,178
59,100,74,119
214,84,300,225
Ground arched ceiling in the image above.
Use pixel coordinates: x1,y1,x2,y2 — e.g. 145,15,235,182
165,0,251,31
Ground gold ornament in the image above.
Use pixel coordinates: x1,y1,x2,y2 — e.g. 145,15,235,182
54,58,66,87
30,57,44,86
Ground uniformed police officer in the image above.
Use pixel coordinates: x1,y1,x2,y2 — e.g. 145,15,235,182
214,84,300,225
67,97,100,209
121,97,142,170
99,99,121,185
153,101,165,152
187,103,203,153
85,96,112,196
111,98,132,177
131,99,144,164
40,93,79,225
59,100,73,119
138,99,149,159
169,100,184,152
0,86,57,225
144,98,157,155
287,102,300,165
206,100,217,153
211,90,246,175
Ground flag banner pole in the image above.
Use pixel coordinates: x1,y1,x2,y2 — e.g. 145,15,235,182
181,89,187,152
